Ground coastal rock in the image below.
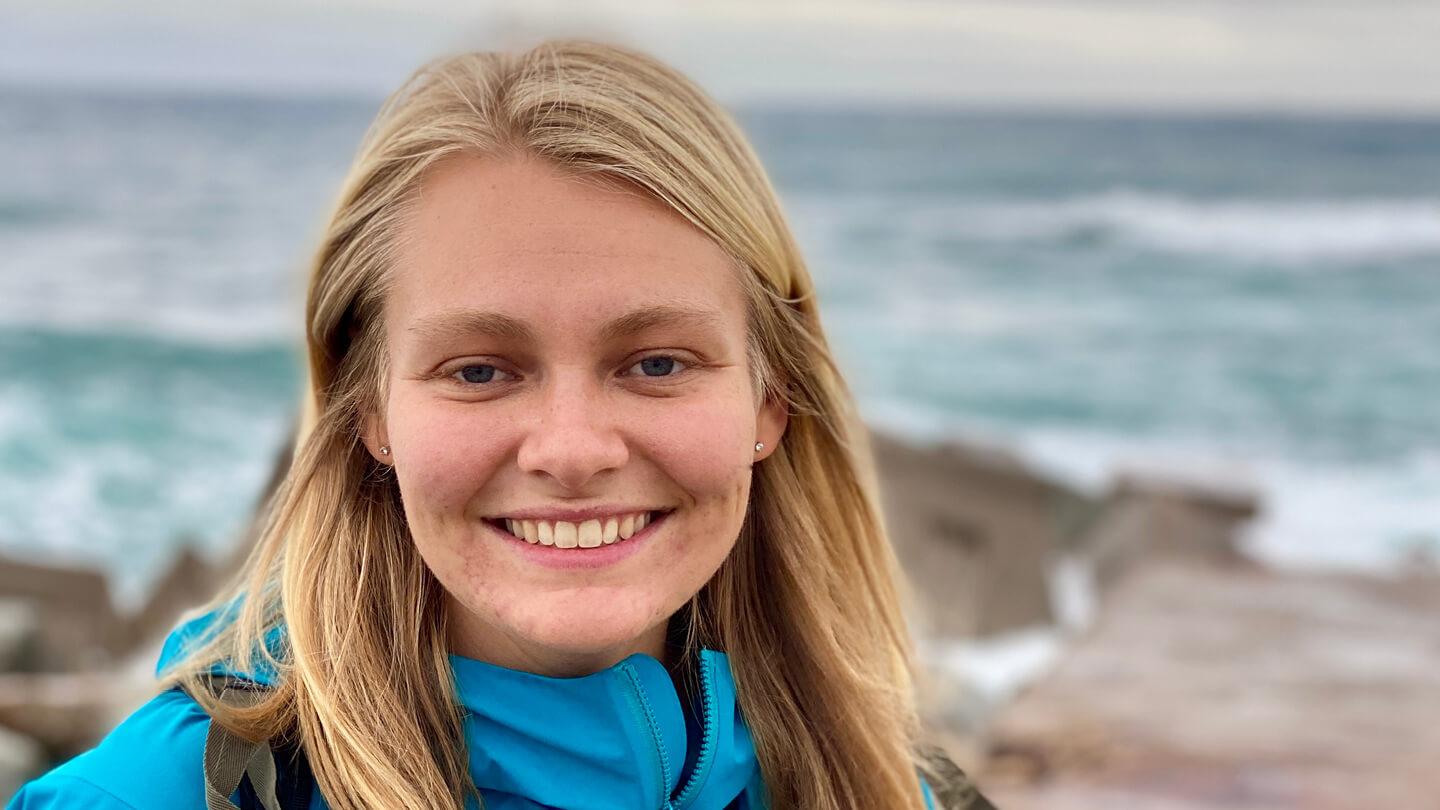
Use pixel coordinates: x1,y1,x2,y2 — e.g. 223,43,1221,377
1077,472,1260,593
0,670,153,759
127,546,220,651
0,723,44,802
0,601,39,673
0,556,126,671
979,560,1440,809
0,543,222,679
870,429,1090,638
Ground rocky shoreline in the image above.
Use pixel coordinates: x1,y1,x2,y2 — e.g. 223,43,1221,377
870,430,1439,809
3,428,1435,805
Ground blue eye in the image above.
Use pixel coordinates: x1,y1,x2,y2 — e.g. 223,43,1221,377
461,366,494,384
630,355,687,378
452,364,512,385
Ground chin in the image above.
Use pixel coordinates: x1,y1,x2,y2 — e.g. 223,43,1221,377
504,594,672,660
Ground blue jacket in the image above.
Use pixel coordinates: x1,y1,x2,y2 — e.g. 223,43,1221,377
9,612,938,809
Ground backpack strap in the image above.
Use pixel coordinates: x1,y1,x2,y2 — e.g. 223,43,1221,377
919,743,998,810
179,675,314,810
197,676,281,810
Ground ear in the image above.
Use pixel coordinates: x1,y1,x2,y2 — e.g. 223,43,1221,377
359,409,392,465
753,395,789,462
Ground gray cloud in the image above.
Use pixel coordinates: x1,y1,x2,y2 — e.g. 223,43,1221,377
3,1,1437,113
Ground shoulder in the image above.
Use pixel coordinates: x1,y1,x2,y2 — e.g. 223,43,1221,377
7,688,210,810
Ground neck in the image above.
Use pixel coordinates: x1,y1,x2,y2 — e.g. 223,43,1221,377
445,599,672,678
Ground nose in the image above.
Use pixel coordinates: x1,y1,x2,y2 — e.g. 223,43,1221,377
515,371,629,492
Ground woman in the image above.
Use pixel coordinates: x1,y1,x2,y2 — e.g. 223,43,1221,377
9,40,991,809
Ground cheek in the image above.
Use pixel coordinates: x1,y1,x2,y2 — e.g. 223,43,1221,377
386,394,513,518
637,393,756,497
639,399,755,567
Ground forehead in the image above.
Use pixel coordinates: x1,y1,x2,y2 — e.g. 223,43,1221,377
387,153,747,341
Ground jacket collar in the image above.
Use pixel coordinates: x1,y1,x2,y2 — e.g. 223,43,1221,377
450,647,760,810
158,609,763,809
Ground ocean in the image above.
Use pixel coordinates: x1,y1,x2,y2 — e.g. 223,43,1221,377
2,84,1437,606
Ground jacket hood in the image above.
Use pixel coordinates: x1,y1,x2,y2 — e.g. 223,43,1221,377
155,603,286,685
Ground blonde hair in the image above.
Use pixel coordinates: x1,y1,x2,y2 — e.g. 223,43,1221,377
164,39,936,809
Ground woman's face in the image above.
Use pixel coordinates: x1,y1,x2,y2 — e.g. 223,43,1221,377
365,153,786,676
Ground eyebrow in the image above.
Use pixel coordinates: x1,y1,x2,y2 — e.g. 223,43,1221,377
407,304,728,345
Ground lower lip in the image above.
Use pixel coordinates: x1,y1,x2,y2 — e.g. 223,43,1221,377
487,512,671,570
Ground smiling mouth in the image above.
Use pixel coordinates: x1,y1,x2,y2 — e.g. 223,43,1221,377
483,509,674,549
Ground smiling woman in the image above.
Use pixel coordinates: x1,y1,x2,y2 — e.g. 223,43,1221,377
9,39,989,810
369,153,787,677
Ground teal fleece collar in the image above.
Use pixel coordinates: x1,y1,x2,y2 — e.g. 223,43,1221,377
451,647,761,810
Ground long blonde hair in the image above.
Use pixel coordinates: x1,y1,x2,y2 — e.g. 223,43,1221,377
164,39,935,809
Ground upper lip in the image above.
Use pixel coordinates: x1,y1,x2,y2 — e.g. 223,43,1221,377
486,505,671,522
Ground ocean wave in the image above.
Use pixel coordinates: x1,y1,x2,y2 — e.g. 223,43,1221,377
0,302,303,349
793,190,1440,265
0,218,309,347
0,393,293,609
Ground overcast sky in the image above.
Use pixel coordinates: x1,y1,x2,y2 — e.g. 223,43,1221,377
3,0,1439,114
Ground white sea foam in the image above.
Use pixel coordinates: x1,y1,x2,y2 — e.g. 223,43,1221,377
0,214,309,347
1240,453,1440,572
920,626,1066,708
983,191,1440,263
792,190,1440,265
0,283,304,347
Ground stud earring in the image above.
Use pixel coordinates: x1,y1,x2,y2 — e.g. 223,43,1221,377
754,442,764,452
379,445,391,456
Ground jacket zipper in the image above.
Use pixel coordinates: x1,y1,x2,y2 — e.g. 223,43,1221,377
669,653,719,810
620,662,674,809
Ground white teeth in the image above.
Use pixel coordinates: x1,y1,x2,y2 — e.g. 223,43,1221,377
577,519,602,548
497,511,662,548
553,521,578,549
